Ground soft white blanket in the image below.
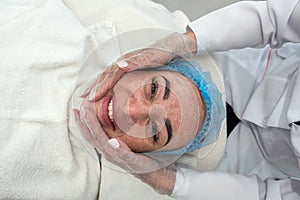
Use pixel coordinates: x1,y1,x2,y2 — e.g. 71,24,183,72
0,0,188,199
0,0,100,199
0,0,225,199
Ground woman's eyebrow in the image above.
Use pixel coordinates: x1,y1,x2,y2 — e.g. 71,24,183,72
161,76,170,100
164,118,173,145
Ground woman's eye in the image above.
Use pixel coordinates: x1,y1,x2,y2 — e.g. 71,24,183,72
151,120,159,143
150,79,158,99
153,133,159,143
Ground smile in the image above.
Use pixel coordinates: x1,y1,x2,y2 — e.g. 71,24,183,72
101,95,115,130
108,99,114,123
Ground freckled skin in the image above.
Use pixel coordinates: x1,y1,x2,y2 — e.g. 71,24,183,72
93,70,205,153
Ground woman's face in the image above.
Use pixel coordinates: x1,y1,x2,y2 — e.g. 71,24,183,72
91,70,205,153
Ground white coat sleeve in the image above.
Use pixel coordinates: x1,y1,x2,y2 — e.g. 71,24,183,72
171,167,300,200
188,0,300,53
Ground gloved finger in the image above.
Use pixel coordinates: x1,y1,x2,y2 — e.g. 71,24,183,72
80,63,124,99
82,32,196,99
78,106,122,160
73,108,100,148
77,107,164,173
117,49,170,72
81,106,110,147
75,108,132,166
88,64,124,102
107,137,176,194
110,139,142,165
108,138,160,173
75,105,142,167
73,108,91,135
117,32,197,72
104,138,136,167
80,80,97,98
83,48,170,99
82,50,160,98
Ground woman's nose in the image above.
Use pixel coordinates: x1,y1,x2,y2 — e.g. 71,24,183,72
127,93,150,124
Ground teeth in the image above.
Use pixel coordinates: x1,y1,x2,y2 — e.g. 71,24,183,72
108,99,114,122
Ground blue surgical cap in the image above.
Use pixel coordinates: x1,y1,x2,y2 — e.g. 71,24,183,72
147,59,226,155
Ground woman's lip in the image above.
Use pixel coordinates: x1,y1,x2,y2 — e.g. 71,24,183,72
101,95,114,130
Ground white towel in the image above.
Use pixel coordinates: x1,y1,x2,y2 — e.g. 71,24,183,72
0,0,100,199
0,0,226,199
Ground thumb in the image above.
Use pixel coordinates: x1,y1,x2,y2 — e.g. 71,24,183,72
107,138,159,173
108,138,135,162
108,138,140,169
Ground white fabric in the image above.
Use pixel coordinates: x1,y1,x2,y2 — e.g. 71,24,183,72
1,0,212,199
172,0,300,199
188,0,300,53
0,0,100,199
63,0,190,34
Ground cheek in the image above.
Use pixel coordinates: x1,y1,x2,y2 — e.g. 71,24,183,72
164,99,181,132
169,113,181,132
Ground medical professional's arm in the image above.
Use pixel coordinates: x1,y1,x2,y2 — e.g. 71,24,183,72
171,167,300,200
189,0,300,53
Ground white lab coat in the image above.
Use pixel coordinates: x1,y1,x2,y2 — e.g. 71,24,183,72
172,0,300,199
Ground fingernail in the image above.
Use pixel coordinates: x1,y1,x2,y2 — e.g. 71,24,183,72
117,61,128,68
108,138,120,149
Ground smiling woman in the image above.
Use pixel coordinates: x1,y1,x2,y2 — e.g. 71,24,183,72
0,0,228,199
92,69,205,153
68,25,226,200
77,57,225,161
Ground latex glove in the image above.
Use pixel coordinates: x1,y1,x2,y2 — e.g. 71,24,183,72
73,105,176,195
81,31,197,101
107,138,177,195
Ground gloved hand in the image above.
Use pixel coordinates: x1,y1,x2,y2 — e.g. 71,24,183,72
73,105,177,195
81,31,197,101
